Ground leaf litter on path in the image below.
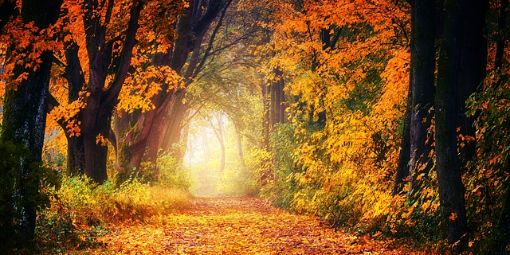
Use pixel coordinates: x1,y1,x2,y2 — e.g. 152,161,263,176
83,197,419,254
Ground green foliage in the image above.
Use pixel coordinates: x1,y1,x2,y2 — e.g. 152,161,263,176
256,124,299,208
132,151,191,190
465,72,510,251
155,153,191,190
217,164,259,197
0,140,22,248
0,139,60,250
36,176,190,252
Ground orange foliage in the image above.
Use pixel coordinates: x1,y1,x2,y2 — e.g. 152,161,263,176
259,0,413,228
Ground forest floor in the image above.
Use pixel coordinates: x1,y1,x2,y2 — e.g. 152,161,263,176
82,197,419,254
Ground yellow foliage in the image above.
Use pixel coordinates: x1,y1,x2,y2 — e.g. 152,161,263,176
258,0,414,231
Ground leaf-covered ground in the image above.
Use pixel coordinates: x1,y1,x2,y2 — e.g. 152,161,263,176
83,197,418,254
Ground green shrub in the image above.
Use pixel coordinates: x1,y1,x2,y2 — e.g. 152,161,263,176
156,153,191,190
254,123,299,208
36,176,190,252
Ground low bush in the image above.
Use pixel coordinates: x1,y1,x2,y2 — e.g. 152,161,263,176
36,176,190,251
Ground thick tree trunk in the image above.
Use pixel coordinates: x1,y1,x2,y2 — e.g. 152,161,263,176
145,92,188,162
81,98,111,183
116,109,159,180
114,112,139,179
456,0,488,165
0,0,61,246
408,0,436,194
2,52,52,245
115,91,188,182
62,42,86,175
435,0,468,249
66,0,142,183
160,95,189,155
67,135,86,175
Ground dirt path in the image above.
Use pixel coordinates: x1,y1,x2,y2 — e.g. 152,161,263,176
87,197,417,254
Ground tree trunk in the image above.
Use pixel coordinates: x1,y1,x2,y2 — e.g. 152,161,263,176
0,0,61,246
67,135,86,175
235,124,246,169
145,92,188,162
210,115,225,173
270,69,286,127
81,97,111,183
116,109,158,180
456,0,488,166
2,52,52,245
408,0,436,194
435,0,468,249
262,81,271,150
160,95,189,155
179,122,191,166
393,90,411,195
65,0,142,182
61,42,87,175
218,135,226,173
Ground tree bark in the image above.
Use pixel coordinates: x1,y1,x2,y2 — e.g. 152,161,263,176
63,42,86,175
0,0,62,245
435,0,468,249
63,0,143,182
2,52,53,245
81,97,111,182
159,94,189,157
270,69,286,127
456,0,488,166
408,0,436,194
67,134,85,175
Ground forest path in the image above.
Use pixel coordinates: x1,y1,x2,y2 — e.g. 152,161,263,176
87,197,415,254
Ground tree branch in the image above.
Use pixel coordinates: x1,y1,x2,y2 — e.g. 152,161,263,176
103,0,144,108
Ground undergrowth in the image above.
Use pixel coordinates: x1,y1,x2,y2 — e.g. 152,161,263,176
35,176,190,252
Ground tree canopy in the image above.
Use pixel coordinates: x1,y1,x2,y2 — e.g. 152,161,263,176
0,0,509,253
